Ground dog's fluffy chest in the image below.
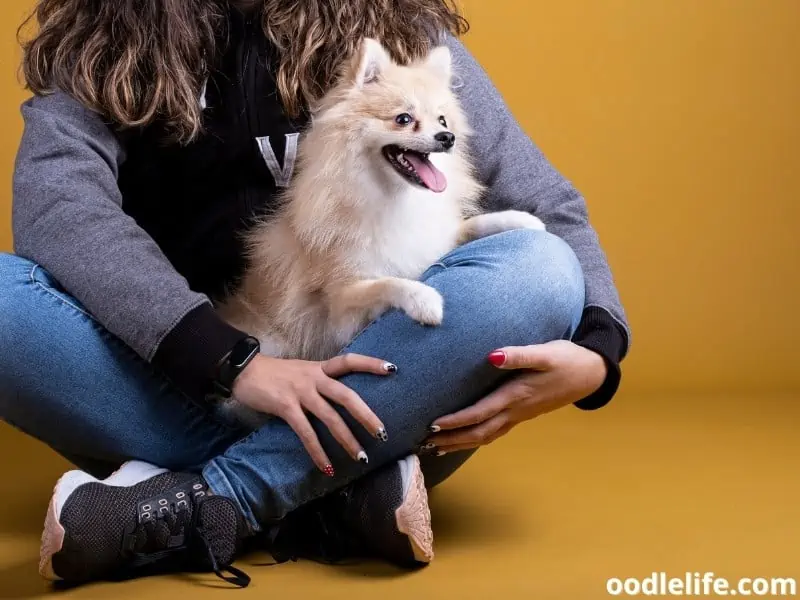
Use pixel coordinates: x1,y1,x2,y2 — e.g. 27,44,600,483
344,192,463,280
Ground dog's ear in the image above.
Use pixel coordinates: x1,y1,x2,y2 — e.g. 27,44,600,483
351,38,391,87
425,46,452,82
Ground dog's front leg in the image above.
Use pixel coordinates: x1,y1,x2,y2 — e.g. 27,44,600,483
459,210,546,243
329,278,444,330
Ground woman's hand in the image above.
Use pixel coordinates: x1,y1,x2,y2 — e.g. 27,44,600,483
424,341,607,455
233,353,394,476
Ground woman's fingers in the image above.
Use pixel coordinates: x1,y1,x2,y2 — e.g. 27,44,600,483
317,377,387,441
282,406,334,476
430,423,514,456
426,411,512,450
487,345,555,370
429,443,477,456
319,354,393,440
432,381,521,431
305,392,369,464
322,353,396,378
277,354,395,473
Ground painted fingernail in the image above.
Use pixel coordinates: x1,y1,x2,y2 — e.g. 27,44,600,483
488,350,506,367
376,428,389,442
383,362,398,373
436,450,447,457
421,442,436,451
357,451,369,464
429,425,441,433
323,464,335,477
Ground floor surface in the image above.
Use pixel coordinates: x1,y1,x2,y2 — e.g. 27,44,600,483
0,392,797,599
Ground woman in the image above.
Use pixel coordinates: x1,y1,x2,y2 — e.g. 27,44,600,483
1,0,629,588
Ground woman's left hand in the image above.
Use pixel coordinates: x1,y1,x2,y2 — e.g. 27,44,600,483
423,340,608,455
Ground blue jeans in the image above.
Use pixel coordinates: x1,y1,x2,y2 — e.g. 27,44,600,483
0,230,584,531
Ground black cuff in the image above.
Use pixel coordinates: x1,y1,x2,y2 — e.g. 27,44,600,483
571,306,628,411
152,303,249,402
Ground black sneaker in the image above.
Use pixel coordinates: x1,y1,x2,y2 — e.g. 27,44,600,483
40,461,251,587
276,454,433,567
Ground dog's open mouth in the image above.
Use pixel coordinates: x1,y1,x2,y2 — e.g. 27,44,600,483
382,145,447,193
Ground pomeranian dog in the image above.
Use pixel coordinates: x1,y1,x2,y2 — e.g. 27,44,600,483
218,38,544,424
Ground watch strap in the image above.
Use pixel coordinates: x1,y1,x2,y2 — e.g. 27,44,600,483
213,335,261,398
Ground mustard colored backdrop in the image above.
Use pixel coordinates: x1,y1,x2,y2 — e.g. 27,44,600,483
0,3,29,252
1,0,798,395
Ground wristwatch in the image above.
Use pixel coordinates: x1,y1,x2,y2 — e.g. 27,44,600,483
213,335,261,398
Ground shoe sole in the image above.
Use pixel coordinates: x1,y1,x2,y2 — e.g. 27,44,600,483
395,454,433,563
39,461,167,581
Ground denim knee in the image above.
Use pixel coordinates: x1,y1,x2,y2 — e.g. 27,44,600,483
0,254,36,408
0,252,35,283
0,253,37,326
484,228,585,339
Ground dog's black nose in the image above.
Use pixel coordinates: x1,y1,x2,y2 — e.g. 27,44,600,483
434,131,456,149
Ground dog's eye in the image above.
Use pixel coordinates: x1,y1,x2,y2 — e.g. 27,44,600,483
438,116,448,128
395,113,414,126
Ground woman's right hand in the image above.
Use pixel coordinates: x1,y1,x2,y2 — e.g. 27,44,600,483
232,353,394,475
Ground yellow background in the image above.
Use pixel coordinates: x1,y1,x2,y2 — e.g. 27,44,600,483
1,1,798,598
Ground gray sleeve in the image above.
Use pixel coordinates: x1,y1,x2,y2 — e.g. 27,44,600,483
445,35,631,352
12,92,210,361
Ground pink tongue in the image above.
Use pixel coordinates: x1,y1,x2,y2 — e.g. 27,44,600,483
405,153,447,193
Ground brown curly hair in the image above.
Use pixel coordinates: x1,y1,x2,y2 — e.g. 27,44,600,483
19,0,469,144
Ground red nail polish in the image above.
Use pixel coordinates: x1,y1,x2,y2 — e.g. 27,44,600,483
323,464,335,477
488,350,506,367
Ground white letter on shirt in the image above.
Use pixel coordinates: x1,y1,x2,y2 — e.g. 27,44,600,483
256,134,299,188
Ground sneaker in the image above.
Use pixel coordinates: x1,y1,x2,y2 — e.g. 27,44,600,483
40,461,251,587
277,454,433,567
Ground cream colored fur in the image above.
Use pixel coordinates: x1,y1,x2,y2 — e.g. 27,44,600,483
218,38,544,423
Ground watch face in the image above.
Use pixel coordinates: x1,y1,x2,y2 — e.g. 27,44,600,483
230,337,260,368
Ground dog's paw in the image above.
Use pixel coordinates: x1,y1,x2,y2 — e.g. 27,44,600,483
462,210,546,241
395,281,444,326
494,210,547,232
